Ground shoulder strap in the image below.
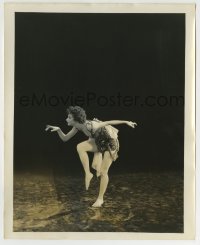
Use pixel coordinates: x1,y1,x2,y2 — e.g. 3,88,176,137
85,120,95,136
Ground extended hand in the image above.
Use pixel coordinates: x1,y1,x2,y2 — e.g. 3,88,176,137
45,125,60,132
126,121,137,128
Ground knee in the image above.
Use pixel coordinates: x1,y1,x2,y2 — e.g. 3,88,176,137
77,143,83,153
104,151,110,158
100,168,108,177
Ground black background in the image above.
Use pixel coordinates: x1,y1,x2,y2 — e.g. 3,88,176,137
14,13,185,174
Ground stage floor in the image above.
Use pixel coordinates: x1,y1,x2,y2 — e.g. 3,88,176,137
14,170,183,232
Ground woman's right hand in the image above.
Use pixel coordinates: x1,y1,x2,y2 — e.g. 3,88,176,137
126,121,137,128
45,125,60,132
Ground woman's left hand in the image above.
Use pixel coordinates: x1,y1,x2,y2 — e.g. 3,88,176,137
126,121,137,128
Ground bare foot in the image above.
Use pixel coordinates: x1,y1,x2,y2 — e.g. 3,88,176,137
91,163,101,178
96,171,101,178
92,163,97,170
92,199,104,208
91,164,101,177
85,173,93,190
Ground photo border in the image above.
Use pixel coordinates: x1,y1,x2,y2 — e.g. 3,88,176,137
4,3,196,240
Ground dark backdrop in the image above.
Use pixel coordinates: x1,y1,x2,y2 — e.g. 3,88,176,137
14,13,185,174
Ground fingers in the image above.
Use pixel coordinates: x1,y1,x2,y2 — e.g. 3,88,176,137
45,125,53,131
129,121,137,128
45,125,50,131
51,128,57,132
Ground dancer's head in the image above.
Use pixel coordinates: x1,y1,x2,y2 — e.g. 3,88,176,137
66,106,87,126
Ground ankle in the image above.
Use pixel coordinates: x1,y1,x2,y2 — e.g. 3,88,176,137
97,197,103,202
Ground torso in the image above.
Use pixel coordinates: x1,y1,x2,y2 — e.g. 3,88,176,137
76,120,96,138
75,120,119,160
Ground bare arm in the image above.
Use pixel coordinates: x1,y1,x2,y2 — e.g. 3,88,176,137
95,120,137,129
45,125,78,142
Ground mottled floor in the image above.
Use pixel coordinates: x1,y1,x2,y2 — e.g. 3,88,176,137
14,170,183,232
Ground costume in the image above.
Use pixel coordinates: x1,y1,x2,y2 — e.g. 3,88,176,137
86,119,119,161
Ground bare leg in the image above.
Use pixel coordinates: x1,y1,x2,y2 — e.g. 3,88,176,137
92,151,113,207
92,152,103,177
77,139,98,190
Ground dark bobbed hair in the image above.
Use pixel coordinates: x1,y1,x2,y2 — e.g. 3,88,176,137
67,106,87,124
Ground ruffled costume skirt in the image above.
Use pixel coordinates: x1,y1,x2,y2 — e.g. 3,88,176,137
93,125,119,161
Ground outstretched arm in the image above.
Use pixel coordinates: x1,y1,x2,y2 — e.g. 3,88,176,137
45,125,78,142
95,120,137,129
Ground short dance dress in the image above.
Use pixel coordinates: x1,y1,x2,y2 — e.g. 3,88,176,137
86,119,119,161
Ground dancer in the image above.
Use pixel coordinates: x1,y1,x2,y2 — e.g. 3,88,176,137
45,106,137,207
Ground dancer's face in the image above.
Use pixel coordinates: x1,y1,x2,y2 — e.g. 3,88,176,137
66,114,75,126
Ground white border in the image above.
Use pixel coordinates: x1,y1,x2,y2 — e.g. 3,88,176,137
3,1,196,241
